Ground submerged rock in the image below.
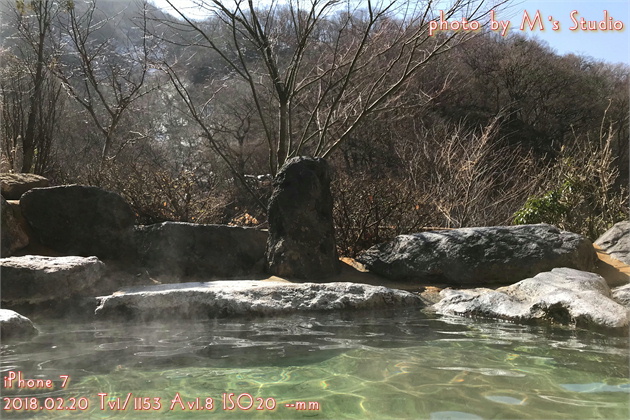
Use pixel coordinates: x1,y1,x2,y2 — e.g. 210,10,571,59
20,185,135,260
1,197,28,257
0,173,49,200
266,156,340,279
433,268,629,331
135,222,267,278
357,224,595,286
0,309,37,339
1,255,105,304
95,281,424,319
595,221,630,265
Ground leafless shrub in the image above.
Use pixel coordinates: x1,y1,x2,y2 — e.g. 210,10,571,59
332,169,435,257
397,116,542,227
332,116,544,256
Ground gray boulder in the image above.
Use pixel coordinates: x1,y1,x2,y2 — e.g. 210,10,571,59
0,173,49,200
266,157,340,279
357,224,595,286
95,280,423,319
433,268,629,331
612,284,630,308
20,185,135,260
0,309,37,339
135,222,267,278
1,197,28,257
595,221,630,265
1,255,105,304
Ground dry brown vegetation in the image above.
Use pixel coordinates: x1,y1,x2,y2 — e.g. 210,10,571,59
1,0,627,255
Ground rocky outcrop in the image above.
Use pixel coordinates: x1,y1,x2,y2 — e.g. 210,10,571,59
595,221,630,265
0,309,37,339
95,281,424,320
1,197,28,257
1,255,105,305
20,185,135,260
135,222,267,278
266,157,340,279
612,284,630,308
433,268,629,331
357,224,595,286
0,173,49,200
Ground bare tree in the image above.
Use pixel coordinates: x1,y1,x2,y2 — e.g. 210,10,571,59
53,0,153,163
0,48,64,174
1,0,65,173
154,0,508,177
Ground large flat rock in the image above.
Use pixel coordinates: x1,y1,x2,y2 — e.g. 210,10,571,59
433,268,629,331
0,173,49,200
20,185,135,260
595,221,630,265
0,309,37,339
135,222,266,278
1,255,105,304
357,224,595,286
95,281,424,319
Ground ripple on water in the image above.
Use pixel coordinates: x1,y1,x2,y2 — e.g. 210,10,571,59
436,367,527,377
561,382,630,393
430,411,484,420
538,394,624,408
484,394,527,405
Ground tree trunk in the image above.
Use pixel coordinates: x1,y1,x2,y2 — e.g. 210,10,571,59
277,100,289,171
21,5,48,173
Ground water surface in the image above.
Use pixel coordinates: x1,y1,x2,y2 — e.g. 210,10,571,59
1,310,628,419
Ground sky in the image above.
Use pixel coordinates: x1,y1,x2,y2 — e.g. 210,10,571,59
507,0,629,65
151,0,630,65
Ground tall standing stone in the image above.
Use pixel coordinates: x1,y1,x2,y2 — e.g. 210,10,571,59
266,157,340,279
